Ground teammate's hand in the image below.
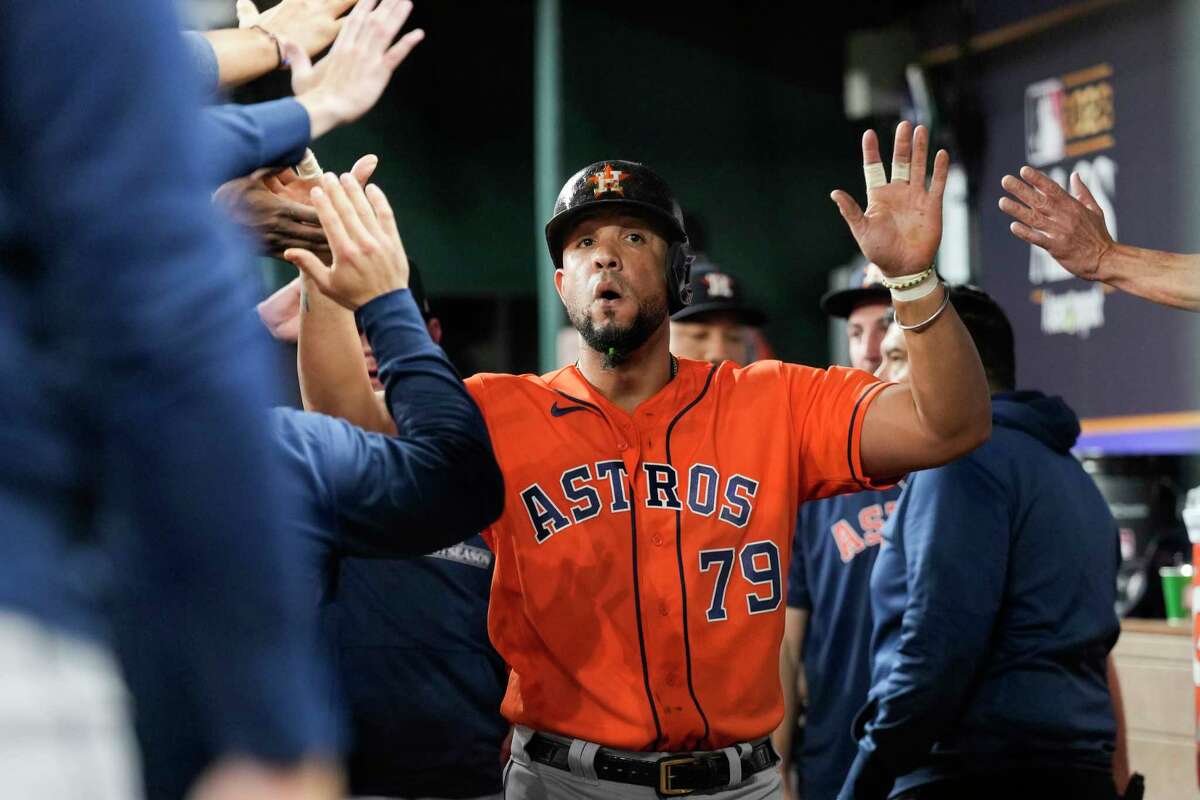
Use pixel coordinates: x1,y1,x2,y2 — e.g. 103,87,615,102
186,757,342,800
999,166,1115,281
238,0,358,59
214,170,327,260
831,121,949,278
266,154,378,208
283,173,411,311
257,277,303,343
288,0,424,141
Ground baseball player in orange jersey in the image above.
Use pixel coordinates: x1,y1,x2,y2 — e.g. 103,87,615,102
287,121,992,799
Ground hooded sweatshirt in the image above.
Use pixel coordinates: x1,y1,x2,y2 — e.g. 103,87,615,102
839,392,1120,799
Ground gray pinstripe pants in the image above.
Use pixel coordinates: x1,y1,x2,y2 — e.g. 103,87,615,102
0,611,142,800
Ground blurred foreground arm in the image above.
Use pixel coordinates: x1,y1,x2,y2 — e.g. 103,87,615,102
1000,166,1200,311
202,0,422,184
0,0,340,796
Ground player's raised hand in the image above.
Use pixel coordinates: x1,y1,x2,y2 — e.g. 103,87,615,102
999,166,1114,281
287,0,425,140
283,173,410,311
831,121,949,278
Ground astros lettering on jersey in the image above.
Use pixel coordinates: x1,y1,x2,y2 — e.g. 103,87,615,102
466,357,892,751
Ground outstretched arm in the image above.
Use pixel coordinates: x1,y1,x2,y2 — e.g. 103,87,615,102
831,122,991,480
200,0,423,185
1000,166,1200,311
275,176,502,553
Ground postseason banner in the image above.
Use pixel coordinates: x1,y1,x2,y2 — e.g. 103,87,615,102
973,1,1200,450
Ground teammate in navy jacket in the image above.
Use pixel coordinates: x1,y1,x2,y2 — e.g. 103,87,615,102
0,1,345,795
840,288,1120,800
776,264,900,800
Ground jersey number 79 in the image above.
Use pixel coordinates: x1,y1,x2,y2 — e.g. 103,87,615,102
697,540,782,622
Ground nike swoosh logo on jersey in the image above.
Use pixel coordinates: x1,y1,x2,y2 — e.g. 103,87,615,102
550,402,587,417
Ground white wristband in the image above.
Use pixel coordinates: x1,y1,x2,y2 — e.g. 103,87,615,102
890,275,940,303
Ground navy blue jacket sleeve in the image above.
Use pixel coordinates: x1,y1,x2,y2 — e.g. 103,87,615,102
0,0,336,763
291,289,504,556
202,99,311,184
182,31,220,97
839,459,1010,800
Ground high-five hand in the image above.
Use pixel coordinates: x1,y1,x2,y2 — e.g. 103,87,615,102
998,166,1114,281
830,121,950,278
283,173,410,311
287,0,425,140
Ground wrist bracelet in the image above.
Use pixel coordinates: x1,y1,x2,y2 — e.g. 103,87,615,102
880,265,934,291
895,284,950,332
890,274,940,303
251,25,284,69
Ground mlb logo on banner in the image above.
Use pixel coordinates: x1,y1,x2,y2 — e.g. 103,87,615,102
1024,64,1115,168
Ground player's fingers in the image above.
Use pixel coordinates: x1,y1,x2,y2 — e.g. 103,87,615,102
350,154,379,185
278,217,328,243
997,196,1045,230
890,120,912,184
366,183,402,247
368,0,411,51
264,174,289,195
1009,221,1053,250
1070,172,1103,214
384,28,425,70
1019,165,1070,201
909,124,929,189
278,199,321,226
861,128,881,165
860,130,886,200
831,190,865,234
351,0,381,32
321,172,375,247
282,38,312,80
928,149,950,200
284,248,335,295
329,0,359,16
337,0,376,49
310,182,356,257
1000,174,1045,210
340,173,386,240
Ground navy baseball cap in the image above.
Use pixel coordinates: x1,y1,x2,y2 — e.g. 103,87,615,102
819,263,891,318
670,257,766,326
407,259,433,321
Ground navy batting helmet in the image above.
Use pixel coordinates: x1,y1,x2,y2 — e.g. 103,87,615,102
544,160,694,314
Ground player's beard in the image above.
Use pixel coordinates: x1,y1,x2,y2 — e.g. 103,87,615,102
571,292,668,369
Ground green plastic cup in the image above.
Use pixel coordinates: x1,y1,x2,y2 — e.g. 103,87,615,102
1160,564,1193,625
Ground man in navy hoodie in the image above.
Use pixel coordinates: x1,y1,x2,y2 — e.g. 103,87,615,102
839,286,1120,800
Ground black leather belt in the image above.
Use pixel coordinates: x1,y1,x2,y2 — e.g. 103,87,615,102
525,733,779,797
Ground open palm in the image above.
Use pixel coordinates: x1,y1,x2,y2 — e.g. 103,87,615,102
831,122,949,278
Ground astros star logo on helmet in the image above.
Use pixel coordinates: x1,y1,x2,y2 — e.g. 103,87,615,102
589,163,626,197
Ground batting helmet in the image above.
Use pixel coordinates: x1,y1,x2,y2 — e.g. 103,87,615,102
544,160,694,314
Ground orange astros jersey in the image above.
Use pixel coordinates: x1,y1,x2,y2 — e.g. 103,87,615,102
465,356,891,752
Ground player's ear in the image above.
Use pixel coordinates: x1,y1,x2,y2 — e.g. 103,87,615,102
553,268,567,304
